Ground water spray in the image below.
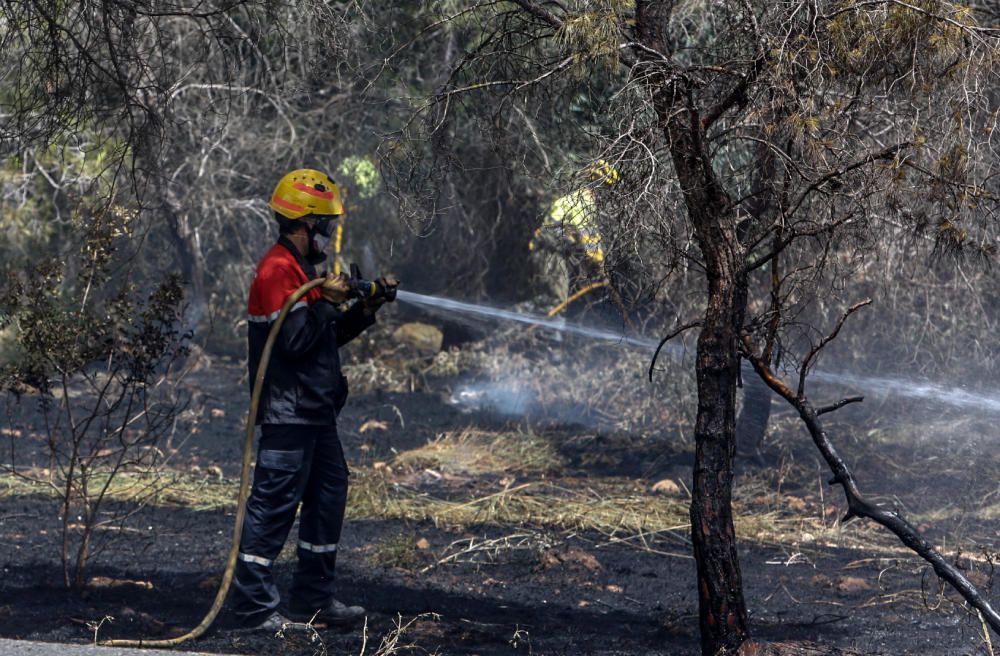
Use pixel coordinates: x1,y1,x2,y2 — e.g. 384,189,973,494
812,370,1000,415
395,290,1000,418
396,290,655,349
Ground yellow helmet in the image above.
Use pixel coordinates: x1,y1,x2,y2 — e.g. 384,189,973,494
587,159,619,186
270,169,344,220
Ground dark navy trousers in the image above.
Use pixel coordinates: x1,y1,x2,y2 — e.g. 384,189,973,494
231,424,349,626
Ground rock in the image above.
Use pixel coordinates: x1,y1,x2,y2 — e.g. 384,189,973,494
651,479,682,496
809,574,831,587
393,322,444,353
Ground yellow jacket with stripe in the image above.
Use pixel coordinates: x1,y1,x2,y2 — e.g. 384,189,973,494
530,188,604,263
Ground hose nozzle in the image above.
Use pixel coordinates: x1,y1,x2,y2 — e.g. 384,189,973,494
348,263,398,302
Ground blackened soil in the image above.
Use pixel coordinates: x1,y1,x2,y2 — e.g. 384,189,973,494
2,362,999,654
0,498,992,655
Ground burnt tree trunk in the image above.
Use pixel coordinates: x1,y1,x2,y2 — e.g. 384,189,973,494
677,138,750,655
637,2,751,652
737,374,772,454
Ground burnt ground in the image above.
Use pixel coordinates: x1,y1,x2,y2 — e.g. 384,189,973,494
2,340,1000,655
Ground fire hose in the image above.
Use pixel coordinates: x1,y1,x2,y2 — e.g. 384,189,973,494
103,269,395,648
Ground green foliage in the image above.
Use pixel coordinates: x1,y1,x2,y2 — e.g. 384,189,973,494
337,156,381,200
0,202,188,586
0,270,186,394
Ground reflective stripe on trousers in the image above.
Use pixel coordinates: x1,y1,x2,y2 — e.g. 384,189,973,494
230,424,349,627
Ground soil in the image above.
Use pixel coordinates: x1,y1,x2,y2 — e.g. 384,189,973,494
2,348,998,655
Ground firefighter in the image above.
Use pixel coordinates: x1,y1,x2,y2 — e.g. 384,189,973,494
529,160,617,310
232,169,395,631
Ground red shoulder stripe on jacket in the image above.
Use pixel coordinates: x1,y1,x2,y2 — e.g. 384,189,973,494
248,244,321,320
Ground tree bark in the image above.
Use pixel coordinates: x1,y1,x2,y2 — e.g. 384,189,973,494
737,374,772,455
680,159,750,655
637,3,751,649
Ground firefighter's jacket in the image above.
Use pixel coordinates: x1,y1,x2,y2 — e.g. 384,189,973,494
529,188,604,263
247,237,374,425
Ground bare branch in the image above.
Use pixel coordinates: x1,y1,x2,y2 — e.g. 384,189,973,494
702,55,767,130
648,320,702,382
816,396,864,415
741,336,1000,637
744,214,857,273
785,143,911,220
507,0,564,30
433,56,575,100
799,299,872,397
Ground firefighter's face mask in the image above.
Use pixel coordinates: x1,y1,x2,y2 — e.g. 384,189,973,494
307,218,335,264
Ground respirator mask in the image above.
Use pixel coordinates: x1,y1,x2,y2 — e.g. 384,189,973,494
307,218,335,265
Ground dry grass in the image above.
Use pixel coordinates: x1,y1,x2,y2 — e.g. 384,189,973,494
0,468,238,511
0,421,960,561
366,533,422,570
391,427,565,476
0,440,898,557
346,467,826,550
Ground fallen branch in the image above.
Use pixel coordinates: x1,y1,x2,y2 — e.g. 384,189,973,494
740,335,1000,636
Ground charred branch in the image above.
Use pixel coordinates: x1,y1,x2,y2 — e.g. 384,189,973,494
762,239,782,365
741,335,1000,637
815,396,864,416
702,55,767,131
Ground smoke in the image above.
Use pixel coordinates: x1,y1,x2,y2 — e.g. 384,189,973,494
449,381,531,417
447,378,604,428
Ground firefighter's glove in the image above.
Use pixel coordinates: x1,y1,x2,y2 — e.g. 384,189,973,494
320,271,351,304
363,274,399,314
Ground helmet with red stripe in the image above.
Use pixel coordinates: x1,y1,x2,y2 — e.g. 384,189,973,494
270,169,344,220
